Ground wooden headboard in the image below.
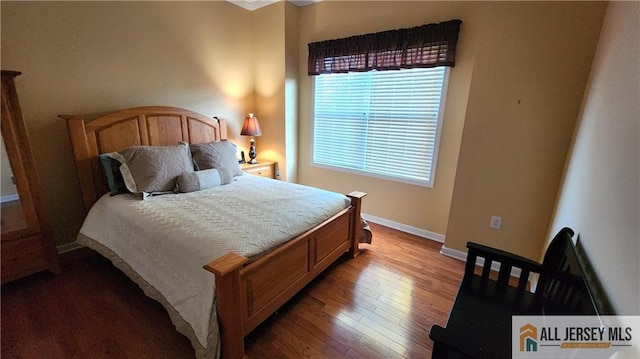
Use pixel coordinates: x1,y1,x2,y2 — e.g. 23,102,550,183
60,106,228,212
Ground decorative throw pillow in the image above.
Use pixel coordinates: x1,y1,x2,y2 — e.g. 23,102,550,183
190,140,242,177
104,143,194,195
176,168,233,193
99,154,129,196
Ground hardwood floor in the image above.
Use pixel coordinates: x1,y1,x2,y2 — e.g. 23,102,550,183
1,223,465,358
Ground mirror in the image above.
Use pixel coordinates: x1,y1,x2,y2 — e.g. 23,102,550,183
0,70,41,239
1,133,28,233
1,70,60,283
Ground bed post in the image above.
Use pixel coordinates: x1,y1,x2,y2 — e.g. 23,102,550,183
203,253,249,359
347,191,367,258
59,115,97,213
216,117,228,140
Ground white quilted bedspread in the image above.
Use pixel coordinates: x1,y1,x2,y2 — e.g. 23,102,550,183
77,174,350,356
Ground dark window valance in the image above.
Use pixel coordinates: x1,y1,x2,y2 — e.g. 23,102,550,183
308,19,462,76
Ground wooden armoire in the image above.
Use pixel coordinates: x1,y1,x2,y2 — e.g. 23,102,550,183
1,70,60,283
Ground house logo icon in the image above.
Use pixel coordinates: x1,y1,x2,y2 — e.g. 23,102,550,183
520,323,538,352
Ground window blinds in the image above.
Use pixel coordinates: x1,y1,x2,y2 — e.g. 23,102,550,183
313,67,447,186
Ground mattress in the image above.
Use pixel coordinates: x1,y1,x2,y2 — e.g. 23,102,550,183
76,174,351,358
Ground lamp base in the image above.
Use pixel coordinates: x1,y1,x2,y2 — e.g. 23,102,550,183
248,139,258,164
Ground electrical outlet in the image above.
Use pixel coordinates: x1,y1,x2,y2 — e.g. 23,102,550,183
490,215,502,229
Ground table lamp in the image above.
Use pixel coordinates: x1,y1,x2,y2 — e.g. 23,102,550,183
240,113,262,164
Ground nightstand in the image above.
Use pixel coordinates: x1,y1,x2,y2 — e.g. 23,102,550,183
241,160,277,179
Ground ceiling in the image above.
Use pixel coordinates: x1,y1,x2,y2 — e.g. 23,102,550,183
227,0,319,11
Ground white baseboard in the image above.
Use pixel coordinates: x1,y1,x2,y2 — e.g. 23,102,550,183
440,244,524,278
362,213,445,243
1,194,19,203
57,241,83,254
439,244,470,262
362,214,534,287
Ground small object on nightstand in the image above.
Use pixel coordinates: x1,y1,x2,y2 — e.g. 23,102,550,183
239,151,246,164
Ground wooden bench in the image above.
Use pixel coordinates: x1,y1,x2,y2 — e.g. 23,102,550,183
429,227,604,358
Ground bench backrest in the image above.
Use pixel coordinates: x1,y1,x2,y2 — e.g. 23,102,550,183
536,227,599,315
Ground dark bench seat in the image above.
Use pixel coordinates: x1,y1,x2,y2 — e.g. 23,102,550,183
429,228,601,358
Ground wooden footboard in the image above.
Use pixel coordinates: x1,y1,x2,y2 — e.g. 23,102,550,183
204,191,366,359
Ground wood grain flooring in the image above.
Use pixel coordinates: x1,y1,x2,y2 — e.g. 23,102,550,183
1,223,465,358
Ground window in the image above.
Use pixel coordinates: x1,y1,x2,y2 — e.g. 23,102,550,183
308,19,461,187
313,66,448,187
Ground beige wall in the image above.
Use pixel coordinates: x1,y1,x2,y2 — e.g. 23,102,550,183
284,2,300,183
297,1,483,236
296,1,606,251
1,1,620,274
251,2,300,182
252,2,288,180
445,2,607,259
1,2,254,245
548,2,639,315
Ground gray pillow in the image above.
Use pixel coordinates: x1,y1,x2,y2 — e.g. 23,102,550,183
190,140,242,177
176,168,233,193
105,143,194,195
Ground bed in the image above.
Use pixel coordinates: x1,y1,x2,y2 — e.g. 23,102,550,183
61,106,366,359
